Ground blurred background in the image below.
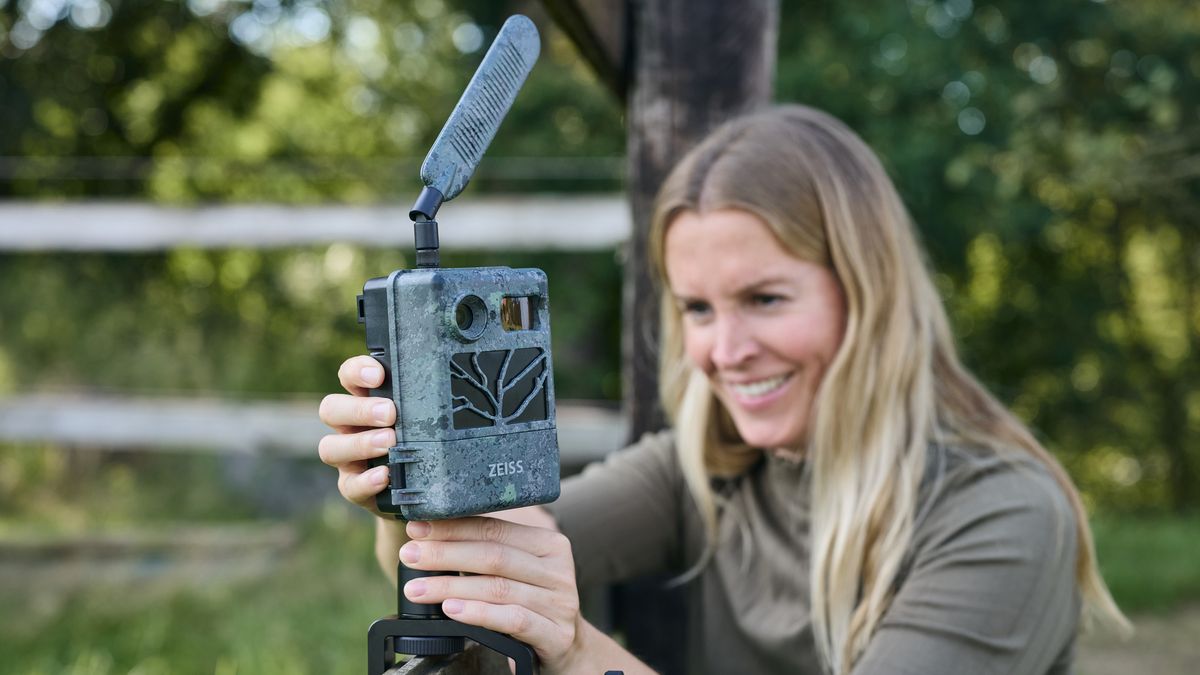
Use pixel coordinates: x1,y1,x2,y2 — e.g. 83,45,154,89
1,0,1198,673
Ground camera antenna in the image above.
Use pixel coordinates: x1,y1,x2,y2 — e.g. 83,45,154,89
409,14,541,268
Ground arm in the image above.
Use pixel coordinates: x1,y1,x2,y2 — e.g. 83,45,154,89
544,430,685,588
852,458,1080,675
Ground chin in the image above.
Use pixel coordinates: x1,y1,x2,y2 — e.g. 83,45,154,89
732,421,804,450
714,385,811,449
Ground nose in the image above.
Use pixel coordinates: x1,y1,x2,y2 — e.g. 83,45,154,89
709,315,758,369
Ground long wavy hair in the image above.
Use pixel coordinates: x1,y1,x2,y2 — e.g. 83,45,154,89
648,104,1127,673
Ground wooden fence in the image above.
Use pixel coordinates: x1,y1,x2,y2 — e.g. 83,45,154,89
0,394,623,466
0,196,629,251
1,195,629,673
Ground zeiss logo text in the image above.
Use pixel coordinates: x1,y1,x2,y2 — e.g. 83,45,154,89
488,460,524,477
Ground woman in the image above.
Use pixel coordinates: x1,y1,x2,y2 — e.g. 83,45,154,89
318,105,1127,674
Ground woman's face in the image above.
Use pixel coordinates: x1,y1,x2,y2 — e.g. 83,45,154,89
664,208,847,451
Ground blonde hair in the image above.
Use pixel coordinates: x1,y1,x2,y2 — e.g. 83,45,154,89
649,104,1128,672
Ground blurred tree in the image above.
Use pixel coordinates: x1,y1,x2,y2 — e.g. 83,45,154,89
1,0,1197,513
0,0,626,400
773,0,1200,513
0,0,624,199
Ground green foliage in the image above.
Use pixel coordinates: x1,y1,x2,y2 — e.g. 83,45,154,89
0,506,387,675
0,0,625,200
775,0,1200,513
0,247,621,400
6,2,1199,669
1,0,1198,516
1092,514,1200,612
0,444,265,533
0,510,1195,672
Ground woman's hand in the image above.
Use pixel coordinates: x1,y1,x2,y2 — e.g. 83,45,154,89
400,517,590,673
319,358,651,673
317,355,396,517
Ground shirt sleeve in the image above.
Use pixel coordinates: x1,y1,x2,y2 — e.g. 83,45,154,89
542,430,686,588
852,454,1081,675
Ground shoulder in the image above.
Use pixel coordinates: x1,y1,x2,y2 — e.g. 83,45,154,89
861,445,1082,673
909,443,1078,584
549,429,690,583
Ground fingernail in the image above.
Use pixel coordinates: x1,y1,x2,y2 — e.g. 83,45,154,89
372,429,393,448
407,521,431,538
443,599,464,614
362,366,382,384
370,466,389,485
405,579,426,598
399,542,420,564
372,402,392,424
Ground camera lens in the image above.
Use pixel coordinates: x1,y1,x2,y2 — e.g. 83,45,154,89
455,302,473,331
451,295,488,341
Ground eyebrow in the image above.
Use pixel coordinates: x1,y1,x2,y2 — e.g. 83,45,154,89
734,275,793,292
672,275,794,302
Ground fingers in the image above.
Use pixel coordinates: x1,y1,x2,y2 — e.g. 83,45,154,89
439,600,568,657
339,464,391,507
318,428,394,467
404,574,568,618
403,577,575,660
485,506,559,532
399,537,573,592
319,393,396,433
337,355,387,396
407,517,566,557
398,517,584,667
320,355,395,517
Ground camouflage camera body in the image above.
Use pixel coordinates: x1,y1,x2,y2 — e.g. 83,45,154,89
357,266,560,521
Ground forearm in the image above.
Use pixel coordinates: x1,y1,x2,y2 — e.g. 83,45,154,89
558,620,657,675
374,516,409,586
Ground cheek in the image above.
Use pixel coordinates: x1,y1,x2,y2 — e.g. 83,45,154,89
681,325,714,374
768,314,842,371
819,303,847,361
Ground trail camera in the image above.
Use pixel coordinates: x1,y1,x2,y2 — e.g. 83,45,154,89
357,268,559,521
356,14,559,522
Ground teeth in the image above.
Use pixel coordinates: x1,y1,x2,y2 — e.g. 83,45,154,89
729,374,789,398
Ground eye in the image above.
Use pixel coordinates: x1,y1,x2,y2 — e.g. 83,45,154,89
750,293,784,307
679,299,712,320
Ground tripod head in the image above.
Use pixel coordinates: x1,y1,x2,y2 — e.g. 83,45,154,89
367,560,539,675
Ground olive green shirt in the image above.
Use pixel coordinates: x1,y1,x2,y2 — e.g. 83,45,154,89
547,431,1079,674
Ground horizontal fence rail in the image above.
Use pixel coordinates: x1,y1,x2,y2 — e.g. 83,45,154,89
0,522,299,596
0,395,624,467
0,156,626,184
0,196,630,251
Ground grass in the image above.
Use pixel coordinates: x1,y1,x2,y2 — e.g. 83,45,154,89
0,503,393,675
1092,514,1200,614
1,492,1198,674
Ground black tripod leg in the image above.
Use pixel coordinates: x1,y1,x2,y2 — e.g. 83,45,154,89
367,620,396,675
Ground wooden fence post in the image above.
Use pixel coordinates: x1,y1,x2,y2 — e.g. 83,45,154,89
542,1,779,671
622,0,779,440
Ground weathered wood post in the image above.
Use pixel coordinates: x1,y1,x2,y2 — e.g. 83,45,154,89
543,1,779,671
622,0,779,438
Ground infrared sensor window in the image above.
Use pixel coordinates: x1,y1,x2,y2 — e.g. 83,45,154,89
500,296,538,331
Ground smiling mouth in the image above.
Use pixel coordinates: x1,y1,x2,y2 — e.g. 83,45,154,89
728,373,791,398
